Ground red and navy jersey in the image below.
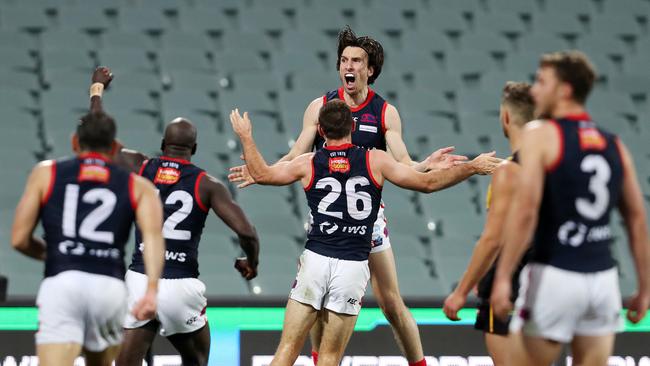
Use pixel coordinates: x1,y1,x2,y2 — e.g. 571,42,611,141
532,113,624,273
314,88,388,151
304,144,382,260
40,153,137,279
130,157,209,279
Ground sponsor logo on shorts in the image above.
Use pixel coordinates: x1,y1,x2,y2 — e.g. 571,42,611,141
347,298,358,305
78,164,110,183
153,167,181,184
186,315,199,325
328,157,350,173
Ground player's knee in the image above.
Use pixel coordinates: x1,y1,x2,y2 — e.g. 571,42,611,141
378,293,407,321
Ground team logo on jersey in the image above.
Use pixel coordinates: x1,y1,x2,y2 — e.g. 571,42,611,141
78,164,110,183
153,167,181,184
578,128,607,151
329,157,350,173
360,113,377,124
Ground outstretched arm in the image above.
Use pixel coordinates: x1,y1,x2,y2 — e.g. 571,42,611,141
372,149,501,193
88,67,148,173
616,139,650,323
200,174,260,280
230,109,312,186
443,162,518,320
11,162,51,260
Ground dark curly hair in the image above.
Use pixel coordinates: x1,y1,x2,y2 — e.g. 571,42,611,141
336,26,384,84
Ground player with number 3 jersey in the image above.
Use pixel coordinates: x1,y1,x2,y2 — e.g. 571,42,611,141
491,51,650,366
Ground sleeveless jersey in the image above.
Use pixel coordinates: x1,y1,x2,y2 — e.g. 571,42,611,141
130,156,209,279
314,88,388,151
40,153,136,279
477,152,528,300
532,113,624,273
304,144,382,260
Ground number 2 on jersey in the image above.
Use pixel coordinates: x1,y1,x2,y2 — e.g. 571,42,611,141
62,184,117,244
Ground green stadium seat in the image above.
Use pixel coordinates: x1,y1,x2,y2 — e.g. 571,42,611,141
296,8,348,33
543,0,595,17
624,55,650,75
131,0,185,13
505,51,542,77
164,70,220,93
0,6,50,31
473,12,527,37
577,34,627,59
0,46,34,70
161,89,217,113
446,50,496,78
456,90,501,117
41,86,88,112
101,30,154,51
178,7,229,34
417,9,468,36
250,0,305,12
0,69,39,90
201,271,252,297
479,70,531,92
214,50,266,74
0,88,34,109
602,0,650,17
247,211,304,237
157,48,212,72
398,89,454,116
387,213,433,238
588,90,637,119
161,31,213,52
0,30,36,50
531,14,583,37
228,72,282,93
280,30,333,55
401,31,453,56
390,233,428,259
460,33,511,56
401,111,457,136
41,48,93,70
96,49,154,73
248,272,295,297
357,8,410,34
102,88,157,113
394,257,437,296
41,29,93,51
56,6,111,31
517,33,568,55
240,6,291,33
41,68,94,93
272,50,326,76
291,70,340,91
609,74,650,98
221,31,273,54
118,7,169,32
591,14,642,39
431,0,482,16
219,89,275,115
488,0,538,16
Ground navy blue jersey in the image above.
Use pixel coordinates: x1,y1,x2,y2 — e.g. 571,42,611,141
40,153,136,279
304,144,382,260
313,88,388,151
130,157,209,279
531,114,624,273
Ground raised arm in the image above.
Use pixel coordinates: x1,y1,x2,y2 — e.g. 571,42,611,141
199,174,260,280
11,162,52,260
89,67,148,173
371,149,501,193
616,139,650,323
130,175,165,321
230,109,313,186
443,162,519,320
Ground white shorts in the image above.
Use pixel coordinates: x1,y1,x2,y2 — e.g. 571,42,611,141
123,270,208,337
289,249,370,315
510,263,623,343
36,270,127,352
370,204,391,254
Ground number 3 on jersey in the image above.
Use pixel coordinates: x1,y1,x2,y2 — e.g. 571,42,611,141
576,154,611,221
315,176,372,220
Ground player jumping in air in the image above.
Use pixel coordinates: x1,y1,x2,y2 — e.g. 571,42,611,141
229,26,501,366
229,100,502,366
491,51,650,366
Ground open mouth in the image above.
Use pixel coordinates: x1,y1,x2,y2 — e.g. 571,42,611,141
344,73,356,87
